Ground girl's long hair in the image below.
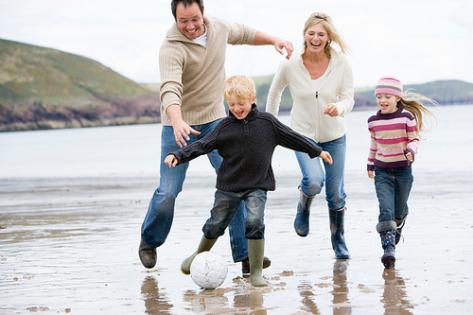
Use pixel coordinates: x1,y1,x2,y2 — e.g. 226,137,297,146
399,91,435,132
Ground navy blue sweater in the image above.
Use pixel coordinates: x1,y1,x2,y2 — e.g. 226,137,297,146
171,105,322,192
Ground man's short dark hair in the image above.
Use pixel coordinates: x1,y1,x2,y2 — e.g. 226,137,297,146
171,0,204,20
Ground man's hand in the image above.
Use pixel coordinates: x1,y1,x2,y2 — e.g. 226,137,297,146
319,151,333,165
323,103,340,117
172,120,200,148
274,38,294,59
367,170,374,179
164,154,178,168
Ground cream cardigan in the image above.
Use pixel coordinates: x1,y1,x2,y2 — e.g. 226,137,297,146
266,50,354,143
159,17,256,126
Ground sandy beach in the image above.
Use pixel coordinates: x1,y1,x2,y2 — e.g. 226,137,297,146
1,170,472,314
1,106,473,314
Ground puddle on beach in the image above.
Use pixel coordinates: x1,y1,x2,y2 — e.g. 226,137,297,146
1,174,472,314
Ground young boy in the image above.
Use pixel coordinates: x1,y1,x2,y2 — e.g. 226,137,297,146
164,75,332,286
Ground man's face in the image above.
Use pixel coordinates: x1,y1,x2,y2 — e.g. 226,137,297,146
175,2,204,40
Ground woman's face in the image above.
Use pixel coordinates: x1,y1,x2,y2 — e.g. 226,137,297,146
304,23,329,54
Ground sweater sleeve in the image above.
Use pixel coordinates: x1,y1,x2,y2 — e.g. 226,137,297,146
367,124,377,171
265,61,288,116
405,116,419,158
159,43,184,112
268,114,322,158
334,57,354,116
171,124,220,164
222,19,257,45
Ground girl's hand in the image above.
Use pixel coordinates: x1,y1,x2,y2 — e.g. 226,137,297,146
164,155,178,168
367,170,374,179
320,151,333,165
323,103,340,117
405,152,414,162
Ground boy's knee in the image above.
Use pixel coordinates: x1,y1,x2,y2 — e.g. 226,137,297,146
245,218,265,239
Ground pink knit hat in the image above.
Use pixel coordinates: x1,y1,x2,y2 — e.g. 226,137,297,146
374,77,403,97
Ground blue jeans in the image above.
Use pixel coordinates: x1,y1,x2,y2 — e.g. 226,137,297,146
374,166,413,225
141,119,248,262
203,189,267,240
295,135,347,211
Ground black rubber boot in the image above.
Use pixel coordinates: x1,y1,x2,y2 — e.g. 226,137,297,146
139,240,157,269
329,208,350,259
377,221,397,269
294,190,314,237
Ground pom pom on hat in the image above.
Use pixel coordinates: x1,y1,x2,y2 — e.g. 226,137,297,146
375,77,403,97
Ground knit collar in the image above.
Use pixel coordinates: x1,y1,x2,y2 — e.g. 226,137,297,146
377,105,403,117
228,104,258,122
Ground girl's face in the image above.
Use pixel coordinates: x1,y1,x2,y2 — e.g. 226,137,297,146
376,94,400,114
304,23,329,54
227,96,254,120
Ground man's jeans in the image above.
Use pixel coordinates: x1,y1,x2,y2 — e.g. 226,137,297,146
203,189,267,240
295,135,347,211
141,119,248,262
374,166,413,224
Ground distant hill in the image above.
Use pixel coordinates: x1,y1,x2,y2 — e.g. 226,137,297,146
253,75,473,111
0,38,159,131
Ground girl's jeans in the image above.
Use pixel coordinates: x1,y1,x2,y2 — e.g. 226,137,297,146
141,118,248,262
374,166,413,225
295,135,347,211
203,189,267,240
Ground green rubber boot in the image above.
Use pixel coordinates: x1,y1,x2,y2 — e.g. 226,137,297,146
181,235,217,275
248,239,267,287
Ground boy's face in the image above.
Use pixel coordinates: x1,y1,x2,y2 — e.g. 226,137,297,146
227,96,254,120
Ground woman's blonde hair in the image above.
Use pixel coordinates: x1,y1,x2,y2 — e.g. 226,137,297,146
303,12,348,58
224,75,256,101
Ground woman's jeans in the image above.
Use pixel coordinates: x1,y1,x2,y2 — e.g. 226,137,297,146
140,119,248,262
203,189,267,240
295,135,346,211
374,166,413,225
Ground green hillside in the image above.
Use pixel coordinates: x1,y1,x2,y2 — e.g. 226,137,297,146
253,75,473,111
0,38,159,131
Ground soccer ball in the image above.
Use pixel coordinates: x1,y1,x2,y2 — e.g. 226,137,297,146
190,251,228,289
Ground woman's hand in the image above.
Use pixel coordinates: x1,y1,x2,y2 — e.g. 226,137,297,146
319,151,333,165
323,103,340,117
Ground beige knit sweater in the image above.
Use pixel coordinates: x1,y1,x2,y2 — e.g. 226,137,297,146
159,17,257,126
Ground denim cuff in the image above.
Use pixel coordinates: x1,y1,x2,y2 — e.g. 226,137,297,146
376,220,397,233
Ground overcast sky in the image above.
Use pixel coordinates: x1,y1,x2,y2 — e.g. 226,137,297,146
1,0,472,87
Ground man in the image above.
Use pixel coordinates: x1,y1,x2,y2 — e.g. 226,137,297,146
139,0,293,274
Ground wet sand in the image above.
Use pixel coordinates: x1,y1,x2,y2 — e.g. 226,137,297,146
1,171,472,314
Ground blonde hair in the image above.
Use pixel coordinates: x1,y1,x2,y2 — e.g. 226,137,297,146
224,75,256,101
303,12,348,58
399,91,435,132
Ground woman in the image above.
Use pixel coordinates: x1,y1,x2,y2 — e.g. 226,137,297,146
266,12,354,259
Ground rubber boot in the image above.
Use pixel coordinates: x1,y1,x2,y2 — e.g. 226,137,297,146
329,208,350,259
248,239,267,287
181,235,217,275
241,256,271,277
139,240,157,269
395,217,406,245
380,230,396,269
294,190,314,237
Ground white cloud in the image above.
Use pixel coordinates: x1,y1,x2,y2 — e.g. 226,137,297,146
0,0,471,86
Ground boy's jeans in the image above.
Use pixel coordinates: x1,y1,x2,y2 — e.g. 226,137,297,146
295,135,347,211
141,118,248,262
203,189,267,240
374,166,413,224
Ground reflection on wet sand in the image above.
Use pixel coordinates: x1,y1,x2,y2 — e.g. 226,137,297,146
182,287,229,313
141,276,173,315
233,282,271,315
298,280,321,314
381,269,414,315
332,260,352,315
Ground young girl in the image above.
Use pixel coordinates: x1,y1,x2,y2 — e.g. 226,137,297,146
367,77,432,269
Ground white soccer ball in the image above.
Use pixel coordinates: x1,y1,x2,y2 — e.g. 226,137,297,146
190,251,228,289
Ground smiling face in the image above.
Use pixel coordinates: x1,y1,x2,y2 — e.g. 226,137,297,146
175,2,204,40
376,93,400,114
304,23,329,54
227,95,254,120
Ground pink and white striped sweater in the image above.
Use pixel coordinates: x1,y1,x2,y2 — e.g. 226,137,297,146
367,106,419,170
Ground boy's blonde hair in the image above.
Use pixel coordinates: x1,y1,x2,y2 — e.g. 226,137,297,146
224,75,256,101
